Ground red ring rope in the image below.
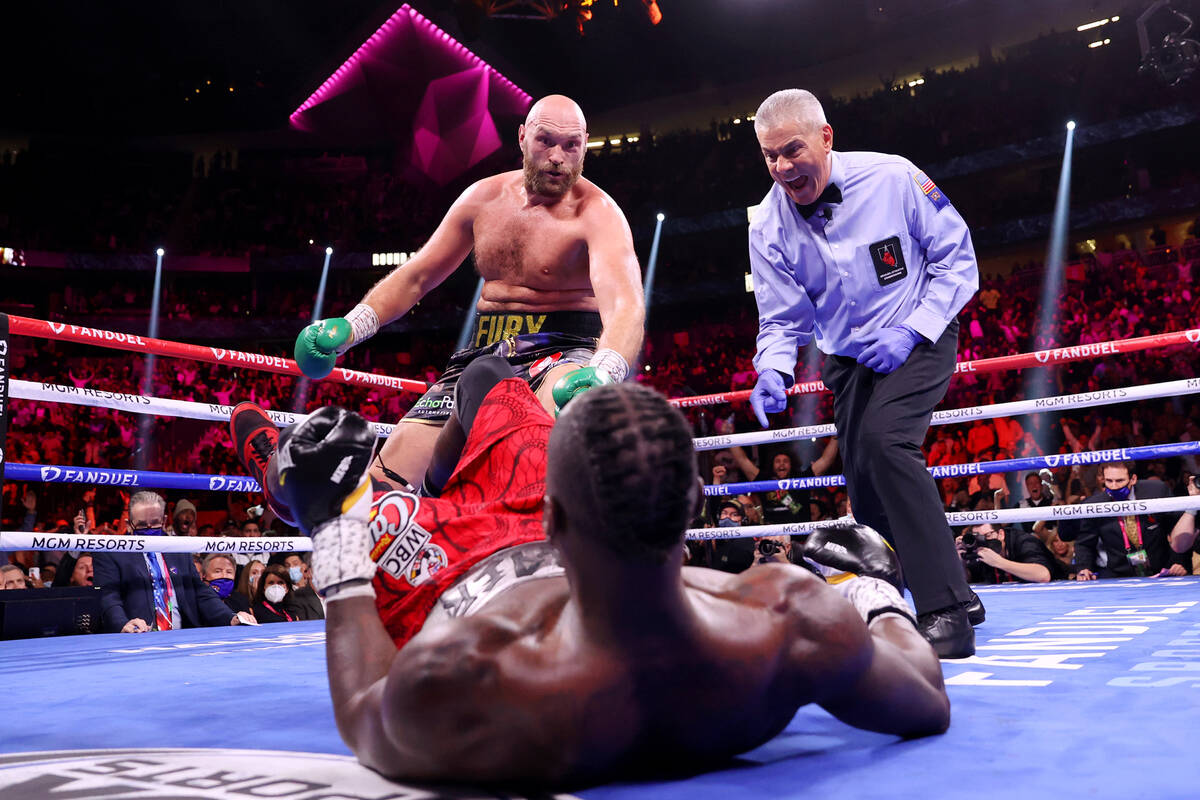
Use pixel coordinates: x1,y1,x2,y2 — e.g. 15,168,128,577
668,328,1200,407
8,315,429,394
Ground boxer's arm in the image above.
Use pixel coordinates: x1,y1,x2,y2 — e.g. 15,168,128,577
328,605,526,782
787,578,949,738
323,595,408,773
586,195,644,367
359,182,484,324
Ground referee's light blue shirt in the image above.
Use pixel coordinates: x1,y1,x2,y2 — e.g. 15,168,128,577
750,150,978,376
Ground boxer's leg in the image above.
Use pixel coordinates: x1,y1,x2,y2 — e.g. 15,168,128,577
421,356,516,496
370,420,442,491
534,362,582,415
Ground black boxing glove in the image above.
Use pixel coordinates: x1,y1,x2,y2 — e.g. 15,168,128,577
268,407,378,597
801,524,915,627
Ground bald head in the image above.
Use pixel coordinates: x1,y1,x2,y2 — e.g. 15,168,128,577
524,94,587,132
519,95,588,198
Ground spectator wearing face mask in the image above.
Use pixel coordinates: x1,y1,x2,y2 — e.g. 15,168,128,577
705,499,758,574
252,564,300,624
1058,461,1188,579
93,491,255,633
202,553,253,616
275,553,324,620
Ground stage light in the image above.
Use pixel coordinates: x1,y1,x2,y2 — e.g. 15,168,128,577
326,246,333,255
156,248,165,257
733,118,742,124
308,239,314,245
1067,120,1076,130
656,212,665,221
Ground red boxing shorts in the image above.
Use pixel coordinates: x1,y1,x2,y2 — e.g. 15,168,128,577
368,377,555,648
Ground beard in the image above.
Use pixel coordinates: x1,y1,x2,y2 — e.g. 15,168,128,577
523,154,584,198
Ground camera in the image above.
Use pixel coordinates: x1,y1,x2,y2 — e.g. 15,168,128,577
756,539,786,557
960,529,1002,562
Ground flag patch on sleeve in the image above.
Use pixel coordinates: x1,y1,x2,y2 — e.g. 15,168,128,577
913,171,949,211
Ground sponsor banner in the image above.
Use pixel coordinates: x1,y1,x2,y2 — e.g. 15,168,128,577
684,496,1200,541
0,532,311,553
0,748,582,800
0,314,8,527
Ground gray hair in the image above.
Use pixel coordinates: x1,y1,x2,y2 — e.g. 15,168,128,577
128,491,166,515
201,553,236,573
754,89,828,133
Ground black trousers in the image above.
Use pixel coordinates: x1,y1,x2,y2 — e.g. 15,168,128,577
821,319,970,614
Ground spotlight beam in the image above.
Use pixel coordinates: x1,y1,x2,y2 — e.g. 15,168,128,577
1025,121,1076,451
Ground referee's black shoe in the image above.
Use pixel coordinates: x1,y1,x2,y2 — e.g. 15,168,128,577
963,590,986,626
917,605,975,659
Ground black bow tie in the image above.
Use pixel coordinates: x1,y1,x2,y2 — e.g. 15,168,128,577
796,183,842,219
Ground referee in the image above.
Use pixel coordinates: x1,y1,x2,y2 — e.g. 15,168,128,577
746,89,980,658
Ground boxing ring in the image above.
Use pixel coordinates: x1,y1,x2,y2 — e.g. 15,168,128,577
2,315,1199,799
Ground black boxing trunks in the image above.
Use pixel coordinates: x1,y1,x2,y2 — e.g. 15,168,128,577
372,377,555,647
402,311,601,424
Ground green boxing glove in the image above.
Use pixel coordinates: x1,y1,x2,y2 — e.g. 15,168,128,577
295,318,351,379
551,366,612,416
294,304,380,379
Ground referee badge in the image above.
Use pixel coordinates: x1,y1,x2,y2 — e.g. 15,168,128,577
869,235,908,286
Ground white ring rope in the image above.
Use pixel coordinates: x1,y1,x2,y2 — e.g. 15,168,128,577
9,380,396,437
683,494,1200,540
2,497,1195,550
13,377,1200,452
693,377,1200,451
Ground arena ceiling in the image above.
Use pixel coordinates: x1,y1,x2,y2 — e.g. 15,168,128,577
1,0,1151,139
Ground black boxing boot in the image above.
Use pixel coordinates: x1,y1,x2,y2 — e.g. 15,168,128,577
800,524,917,628
267,406,378,597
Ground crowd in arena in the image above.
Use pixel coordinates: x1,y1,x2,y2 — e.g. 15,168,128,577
3,20,1200,636
3,229,1198,618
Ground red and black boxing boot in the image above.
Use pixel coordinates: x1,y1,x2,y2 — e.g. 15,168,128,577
230,402,297,526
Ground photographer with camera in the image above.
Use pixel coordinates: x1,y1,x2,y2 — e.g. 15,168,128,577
751,535,794,567
956,523,1061,584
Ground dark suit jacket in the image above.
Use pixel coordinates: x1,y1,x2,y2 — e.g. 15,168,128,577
1058,479,1181,576
93,551,236,633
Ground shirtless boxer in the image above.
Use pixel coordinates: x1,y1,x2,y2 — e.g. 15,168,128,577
235,358,950,786
293,94,644,490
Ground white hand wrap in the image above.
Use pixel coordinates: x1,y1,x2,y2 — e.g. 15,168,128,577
836,576,917,629
310,477,378,598
338,303,380,355
588,348,629,382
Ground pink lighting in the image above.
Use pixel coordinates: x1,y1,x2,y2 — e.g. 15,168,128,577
289,3,531,125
